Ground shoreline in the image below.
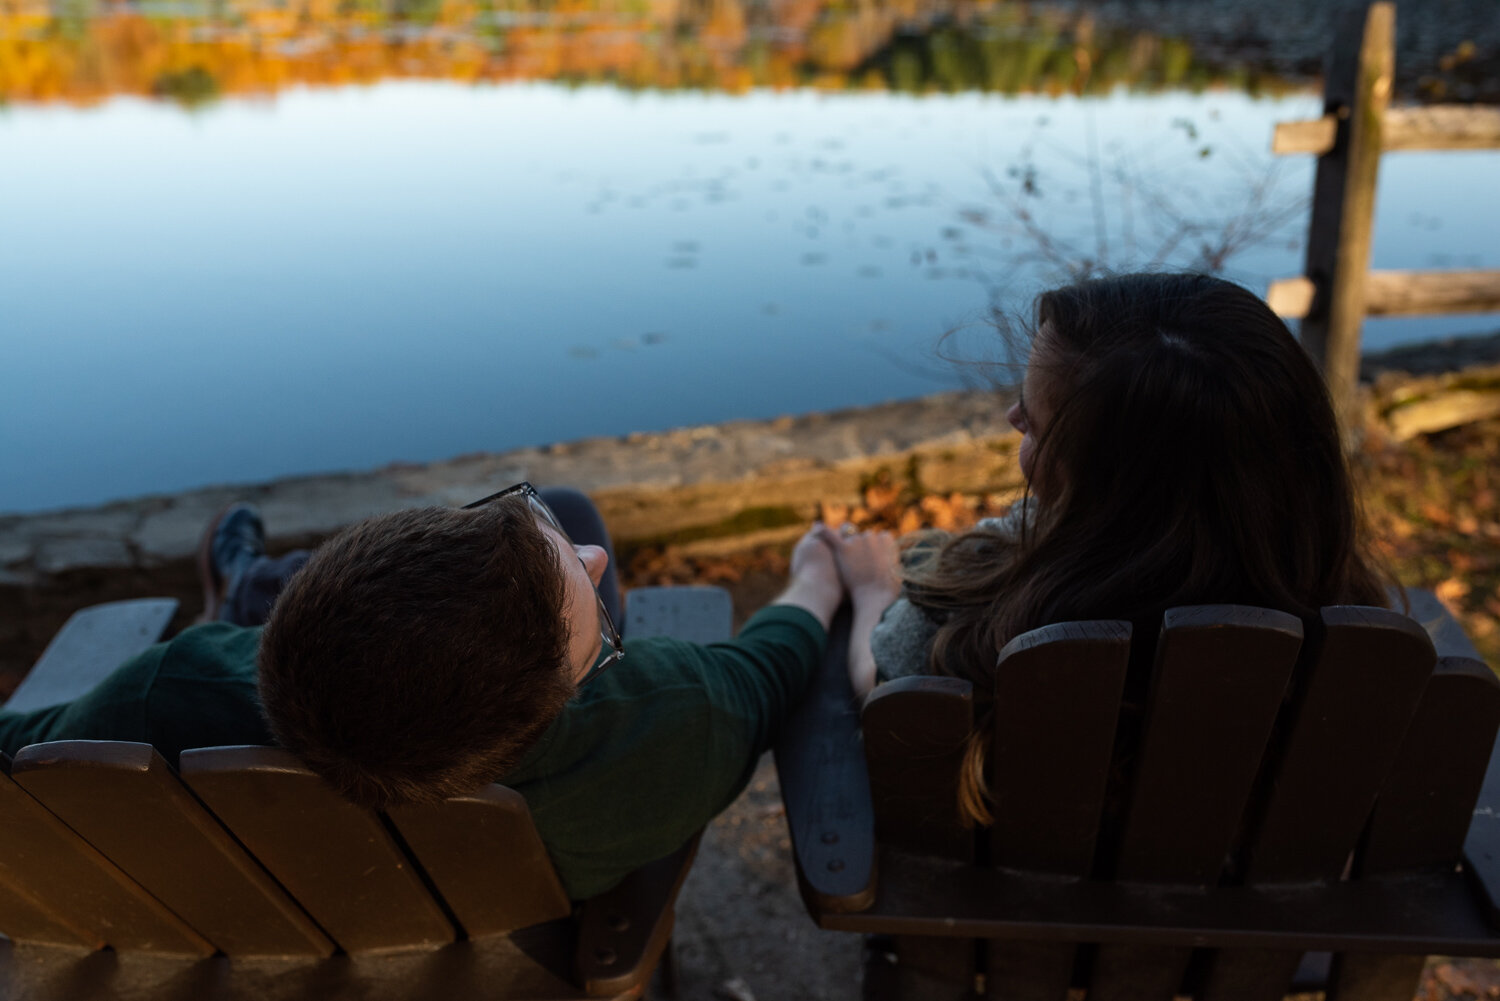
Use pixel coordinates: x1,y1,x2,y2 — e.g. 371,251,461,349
4,330,1499,681
0,388,1021,682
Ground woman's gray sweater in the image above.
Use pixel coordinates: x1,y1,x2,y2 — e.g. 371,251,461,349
869,502,1028,683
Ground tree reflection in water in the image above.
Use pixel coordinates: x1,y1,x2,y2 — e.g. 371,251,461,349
0,0,1304,106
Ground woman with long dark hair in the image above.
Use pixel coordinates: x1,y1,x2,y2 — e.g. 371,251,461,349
822,272,1389,826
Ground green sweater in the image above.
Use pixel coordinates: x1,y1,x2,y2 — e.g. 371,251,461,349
0,605,825,900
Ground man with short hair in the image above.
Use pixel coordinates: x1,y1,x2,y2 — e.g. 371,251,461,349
0,485,896,900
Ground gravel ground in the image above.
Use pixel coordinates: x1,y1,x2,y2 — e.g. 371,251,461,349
658,757,863,1001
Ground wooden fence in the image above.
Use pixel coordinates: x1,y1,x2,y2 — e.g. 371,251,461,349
1265,1,1500,426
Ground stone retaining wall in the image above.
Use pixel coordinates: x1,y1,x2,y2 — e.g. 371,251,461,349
0,390,1020,683
7,331,1499,685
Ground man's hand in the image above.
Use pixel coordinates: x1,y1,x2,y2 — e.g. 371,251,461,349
771,525,847,630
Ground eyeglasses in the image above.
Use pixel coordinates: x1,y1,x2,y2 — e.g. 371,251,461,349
464,482,624,684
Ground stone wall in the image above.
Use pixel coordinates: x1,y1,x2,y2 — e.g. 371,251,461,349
7,330,1499,686
0,390,1020,684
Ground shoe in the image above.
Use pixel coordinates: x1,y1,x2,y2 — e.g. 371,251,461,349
196,503,267,624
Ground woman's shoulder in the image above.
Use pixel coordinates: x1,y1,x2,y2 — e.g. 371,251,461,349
870,596,942,681
977,497,1033,538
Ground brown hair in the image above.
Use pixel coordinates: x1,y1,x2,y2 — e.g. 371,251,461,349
906,273,1388,825
258,500,574,810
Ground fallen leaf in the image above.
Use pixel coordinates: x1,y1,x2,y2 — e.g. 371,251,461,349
864,482,901,514
1436,578,1471,608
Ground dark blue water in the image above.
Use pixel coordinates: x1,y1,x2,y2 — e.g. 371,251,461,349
2,85,1497,513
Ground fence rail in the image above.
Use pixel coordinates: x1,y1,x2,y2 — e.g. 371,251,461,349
1269,271,1500,320
1273,106,1500,155
1268,2,1500,428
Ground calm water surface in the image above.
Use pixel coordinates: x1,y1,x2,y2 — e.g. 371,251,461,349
3,7,1498,513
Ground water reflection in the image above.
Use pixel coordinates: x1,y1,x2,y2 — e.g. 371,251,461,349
1,2,1497,515
0,0,1305,105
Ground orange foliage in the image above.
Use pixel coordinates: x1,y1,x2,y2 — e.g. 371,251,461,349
0,0,1267,105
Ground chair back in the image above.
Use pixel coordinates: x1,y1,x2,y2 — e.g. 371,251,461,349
860,604,1500,1000
0,742,575,959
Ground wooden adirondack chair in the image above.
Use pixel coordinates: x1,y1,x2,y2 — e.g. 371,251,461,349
0,586,733,1001
774,590,1500,1001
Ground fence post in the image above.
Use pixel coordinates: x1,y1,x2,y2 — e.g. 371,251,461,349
1298,1,1394,430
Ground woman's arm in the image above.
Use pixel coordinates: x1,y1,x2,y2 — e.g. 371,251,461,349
845,596,889,698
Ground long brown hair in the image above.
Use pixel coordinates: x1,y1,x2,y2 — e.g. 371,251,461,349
905,273,1388,825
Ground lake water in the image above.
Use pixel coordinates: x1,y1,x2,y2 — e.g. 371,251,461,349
3,2,1498,514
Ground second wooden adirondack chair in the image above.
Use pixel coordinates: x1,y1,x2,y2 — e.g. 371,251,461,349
775,590,1500,1001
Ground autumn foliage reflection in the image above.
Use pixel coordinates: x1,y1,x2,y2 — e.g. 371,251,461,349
0,0,1300,105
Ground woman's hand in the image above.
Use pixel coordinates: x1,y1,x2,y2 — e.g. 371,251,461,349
816,523,901,611
811,523,899,700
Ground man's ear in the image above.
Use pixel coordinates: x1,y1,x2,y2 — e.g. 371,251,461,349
577,545,609,586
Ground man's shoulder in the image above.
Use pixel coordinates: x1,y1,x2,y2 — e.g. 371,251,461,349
150,622,264,683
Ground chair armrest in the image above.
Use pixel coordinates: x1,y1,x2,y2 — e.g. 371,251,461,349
772,603,877,917
1404,587,1484,662
571,585,726,994
575,834,700,996
624,586,732,644
5,599,179,712
1413,586,1500,928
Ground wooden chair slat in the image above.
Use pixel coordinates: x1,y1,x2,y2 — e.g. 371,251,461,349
1327,954,1428,1001
870,938,988,1001
990,620,1132,874
1114,606,1304,882
1199,947,1314,1001
9,742,333,958
863,671,976,998
1091,945,1192,1001
1320,658,1500,1001
1240,607,1436,884
863,676,974,860
0,767,106,948
1326,954,1428,1001
0,764,211,955
387,787,572,939
985,939,1075,1001
987,620,1131,1001
179,746,455,954
1362,656,1500,877
0,879,96,949
1200,608,1437,1001
1095,606,1303,1001
880,938,978,999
